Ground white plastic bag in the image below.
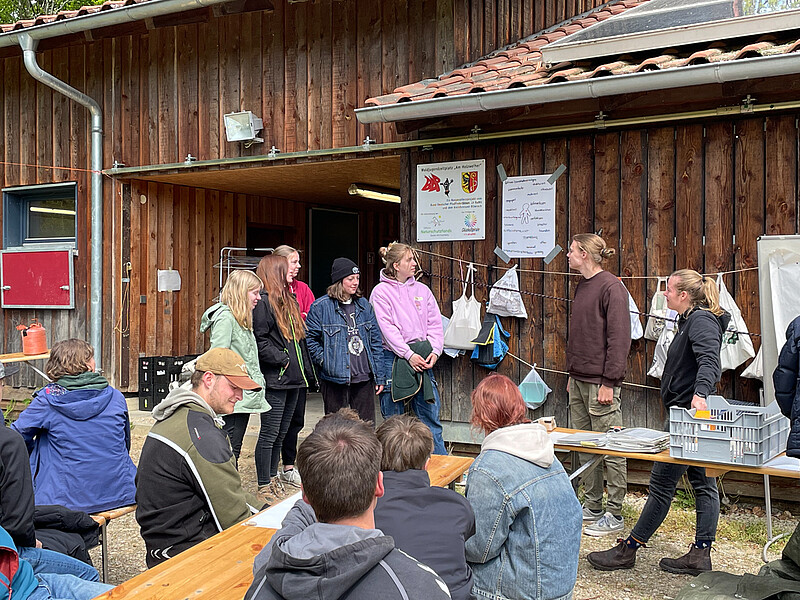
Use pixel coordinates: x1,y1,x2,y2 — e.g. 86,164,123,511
443,263,481,351
717,274,756,372
644,277,669,341
620,280,643,340
519,364,552,410
488,265,528,319
648,321,676,379
741,347,763,380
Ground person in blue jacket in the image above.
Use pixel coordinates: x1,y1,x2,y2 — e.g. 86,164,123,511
12,339,137,514
0,525,111,600
306,258,387,423
775,314,800,457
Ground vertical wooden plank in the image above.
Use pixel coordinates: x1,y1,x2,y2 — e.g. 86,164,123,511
36,54,52,184
496,0,510,48
219,15,241,159
5,56,21,188
675,124,704,271
568,135,594,235
177,24,199,162
469,0,484,63
620,130,648,428
198,21,220,159
262,2,285,150
69,44,88,341
191,188,207,353
484,0,497,55
734,117,764,403
331,0,357,148
594,132,621,276
145,183,159,356
436,0,455,75
704,122,734,274
453,0,469,67
19,53,36,185
645,127,676,427
544,138,569,430
356,0,381,144
160,185,174,357
380,0,399,144
128,182,142,389
765,115,797,236
308,0,332,150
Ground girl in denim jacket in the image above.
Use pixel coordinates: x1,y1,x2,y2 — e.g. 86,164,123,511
466,374,582,600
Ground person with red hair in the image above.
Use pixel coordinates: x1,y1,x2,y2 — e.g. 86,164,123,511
465,374,582,600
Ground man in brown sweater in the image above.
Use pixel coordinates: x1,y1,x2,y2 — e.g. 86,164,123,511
566,233,631,537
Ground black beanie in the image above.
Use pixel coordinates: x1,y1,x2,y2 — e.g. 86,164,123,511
331,257,360,283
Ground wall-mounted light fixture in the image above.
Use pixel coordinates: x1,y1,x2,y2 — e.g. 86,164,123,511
223,110,264,145
348,183,401,204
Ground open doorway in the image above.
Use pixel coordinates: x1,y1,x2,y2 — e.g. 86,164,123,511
308,208,359,298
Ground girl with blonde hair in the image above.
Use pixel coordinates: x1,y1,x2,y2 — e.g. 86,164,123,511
253,255,317,500
588,268,730,576
370,242,446,454
200,270,269,480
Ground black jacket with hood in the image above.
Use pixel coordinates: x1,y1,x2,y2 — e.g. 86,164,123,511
0,425,36,548
244,500,452,600
253,292,317,391
774,315,800,457
661,306,730,410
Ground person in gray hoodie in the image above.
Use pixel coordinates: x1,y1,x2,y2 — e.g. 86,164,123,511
244,411,452,600
136,348,266,568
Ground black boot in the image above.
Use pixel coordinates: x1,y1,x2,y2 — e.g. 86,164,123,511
659,545,712,576
586,539,638,571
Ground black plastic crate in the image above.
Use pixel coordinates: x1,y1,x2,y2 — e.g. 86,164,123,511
154,384,170,405
168,356,186,382
138,356,155,411
153,357,170,387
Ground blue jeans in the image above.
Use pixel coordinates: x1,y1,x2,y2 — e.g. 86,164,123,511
18,547,99,581
379,349,447,455
631,461,720,543
29,572,113,600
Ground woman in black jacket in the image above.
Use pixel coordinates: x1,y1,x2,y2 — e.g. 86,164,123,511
588,269,730,577
253,255,317,503
774,315,800,457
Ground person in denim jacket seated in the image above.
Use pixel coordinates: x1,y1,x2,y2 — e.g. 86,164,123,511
466,374,582,600
306,258,387,423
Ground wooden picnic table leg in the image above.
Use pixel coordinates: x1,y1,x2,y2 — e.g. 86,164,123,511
100,519,108,583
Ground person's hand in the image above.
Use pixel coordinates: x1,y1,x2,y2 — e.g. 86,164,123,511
35,539,43,549
375,385,384,395
409,354,427,372
597,385,614,405
566,379,570,393
691,395,708,411
424,353,439,369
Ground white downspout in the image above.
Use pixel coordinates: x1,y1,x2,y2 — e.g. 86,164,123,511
19,32,105,369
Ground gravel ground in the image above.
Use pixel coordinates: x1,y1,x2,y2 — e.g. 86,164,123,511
100,405,798,600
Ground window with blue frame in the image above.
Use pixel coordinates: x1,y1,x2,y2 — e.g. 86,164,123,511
3,182,77,248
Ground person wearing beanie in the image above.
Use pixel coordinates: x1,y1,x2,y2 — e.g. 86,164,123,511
306,258,387,423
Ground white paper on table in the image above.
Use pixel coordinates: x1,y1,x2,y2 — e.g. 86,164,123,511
244,491,302,528
763,455,800,472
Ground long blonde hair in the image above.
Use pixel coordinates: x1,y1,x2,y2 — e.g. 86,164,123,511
272,244,299,258
220,270,262,330
571,233,616,265
670,269,724,316
256,255,306,340
379,241,415,280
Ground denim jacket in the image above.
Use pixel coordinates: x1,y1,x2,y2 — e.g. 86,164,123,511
306,296,388,386
465,423,582,600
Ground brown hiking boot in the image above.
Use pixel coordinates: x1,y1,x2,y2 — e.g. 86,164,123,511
257,484,275,506
659,545,712,576
587,539,638,571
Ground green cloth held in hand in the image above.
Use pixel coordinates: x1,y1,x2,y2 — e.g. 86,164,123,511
391,340,435,404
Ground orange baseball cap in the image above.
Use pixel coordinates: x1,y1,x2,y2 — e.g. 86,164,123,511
196,348,262,391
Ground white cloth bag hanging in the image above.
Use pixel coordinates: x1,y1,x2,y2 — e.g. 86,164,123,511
487,265,528,319
647,308,678,379
443,262,482,351
619,280,644,340
717,274,756,372
644,277,669,341
741,347,763,380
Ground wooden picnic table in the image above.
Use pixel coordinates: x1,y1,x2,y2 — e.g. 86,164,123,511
0,351,50,363
95,453,474,600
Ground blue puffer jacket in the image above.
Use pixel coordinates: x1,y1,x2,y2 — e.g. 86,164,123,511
774,315,800,457
11,383,137,514
306,296,388,386
465,423,582,600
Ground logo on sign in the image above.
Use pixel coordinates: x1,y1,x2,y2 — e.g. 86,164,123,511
421,174,441,192
461,171,478,194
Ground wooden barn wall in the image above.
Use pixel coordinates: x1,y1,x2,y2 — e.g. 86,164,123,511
403,115,800,433
122,180,398,391
0,0,604,388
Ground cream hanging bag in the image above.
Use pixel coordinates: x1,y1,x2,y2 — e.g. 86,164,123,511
644,277,669,341
443,262,482,351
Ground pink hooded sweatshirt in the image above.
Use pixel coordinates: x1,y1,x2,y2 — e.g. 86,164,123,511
370,270,444,361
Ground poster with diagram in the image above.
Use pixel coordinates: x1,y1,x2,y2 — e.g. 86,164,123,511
501,174,556,258
416,160,486,242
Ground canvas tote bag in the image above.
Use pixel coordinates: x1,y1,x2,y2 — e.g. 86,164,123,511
717,274,756,372
443,262,481,350
644,277,669,341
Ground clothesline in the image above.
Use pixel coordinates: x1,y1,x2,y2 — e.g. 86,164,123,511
424,271,761,339
506,351,663,392
0,160,105,175
414,247,759,279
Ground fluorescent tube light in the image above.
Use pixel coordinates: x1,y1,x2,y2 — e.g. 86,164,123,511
29,206,76,215
348,183,401,204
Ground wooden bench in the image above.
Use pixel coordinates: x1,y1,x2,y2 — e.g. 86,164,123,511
90,505,137,582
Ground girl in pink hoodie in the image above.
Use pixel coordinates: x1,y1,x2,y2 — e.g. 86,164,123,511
370,242,446,454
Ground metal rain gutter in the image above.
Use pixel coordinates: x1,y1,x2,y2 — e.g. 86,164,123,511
0,0,233,48
355,52,800,124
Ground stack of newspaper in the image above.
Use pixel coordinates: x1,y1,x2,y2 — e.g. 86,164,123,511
605,428,669,453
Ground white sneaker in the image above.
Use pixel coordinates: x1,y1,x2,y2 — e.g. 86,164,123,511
583,512,624,537
280,468,302,488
